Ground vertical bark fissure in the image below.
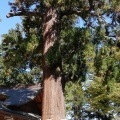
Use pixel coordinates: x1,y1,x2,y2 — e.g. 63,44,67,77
42,7,66,120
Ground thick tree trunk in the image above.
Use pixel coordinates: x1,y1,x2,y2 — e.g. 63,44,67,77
42,68,65,120
42,7,66,120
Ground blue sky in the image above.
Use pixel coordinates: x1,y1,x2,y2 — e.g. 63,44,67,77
0,0,21,42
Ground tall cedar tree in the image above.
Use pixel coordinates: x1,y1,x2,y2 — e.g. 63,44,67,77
6,0,120,119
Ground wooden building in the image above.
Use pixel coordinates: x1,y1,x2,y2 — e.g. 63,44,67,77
0,84,42,120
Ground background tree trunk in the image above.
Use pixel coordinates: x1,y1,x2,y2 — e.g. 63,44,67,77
42,7,66,120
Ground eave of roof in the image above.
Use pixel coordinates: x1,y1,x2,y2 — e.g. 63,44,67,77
0,103,41,120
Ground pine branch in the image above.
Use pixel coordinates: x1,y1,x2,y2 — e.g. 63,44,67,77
6,11,42,18
60,9,82,18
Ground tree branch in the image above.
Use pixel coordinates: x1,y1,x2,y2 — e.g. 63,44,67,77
6,11,43,18
82,18,96,28
60,9,82,18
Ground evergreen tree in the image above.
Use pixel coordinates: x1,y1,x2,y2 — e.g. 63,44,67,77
83,20,120,119
2,0,120,119
85,42,120,119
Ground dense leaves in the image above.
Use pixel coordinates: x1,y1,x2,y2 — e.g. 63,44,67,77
0,0,120,119
0,24,42,86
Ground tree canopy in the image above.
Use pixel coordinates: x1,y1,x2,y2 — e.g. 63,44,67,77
0,0,120,119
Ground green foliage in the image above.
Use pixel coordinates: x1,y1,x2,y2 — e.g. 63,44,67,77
85,78,112,114
60,27,94,82
0,24,42,86
65,81,85,119
84,40,120,118
0,0,120,118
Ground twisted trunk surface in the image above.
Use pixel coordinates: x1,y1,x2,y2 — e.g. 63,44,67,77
42,7,66,120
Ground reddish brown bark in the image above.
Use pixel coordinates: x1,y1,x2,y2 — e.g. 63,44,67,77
42,7,66,120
